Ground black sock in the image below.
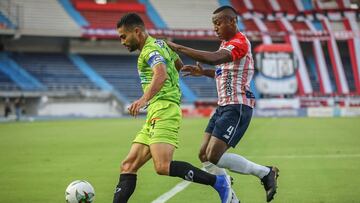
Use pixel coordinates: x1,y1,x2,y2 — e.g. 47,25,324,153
113,174,137,203
169,160,216,186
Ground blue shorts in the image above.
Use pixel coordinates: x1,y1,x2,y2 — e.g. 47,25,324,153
205,104,253,148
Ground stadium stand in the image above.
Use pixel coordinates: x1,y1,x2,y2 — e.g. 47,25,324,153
72,0,155,29
80,54,142,101
0,69,19,91
301,42,321,93
276,0,298,13
0,11,14,29
180,57,217,100
0,52,45,91
10,0,82,36
1,0,360,118
150,0,219,29
10,53,98,91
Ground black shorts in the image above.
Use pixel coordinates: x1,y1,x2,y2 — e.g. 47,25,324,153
205,104,253,148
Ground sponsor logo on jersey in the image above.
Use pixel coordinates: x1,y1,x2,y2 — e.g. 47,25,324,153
225,44,235,51
215,67,222,76
225,72,233,96
154,39,165,48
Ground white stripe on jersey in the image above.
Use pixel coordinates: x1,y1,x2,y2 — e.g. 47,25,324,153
215,33,255,108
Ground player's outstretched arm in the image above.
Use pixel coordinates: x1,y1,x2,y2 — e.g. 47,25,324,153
181,62,215,78
128,63,168,117
167,41,232,65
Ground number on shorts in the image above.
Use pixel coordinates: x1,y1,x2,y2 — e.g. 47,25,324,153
227,126,234,135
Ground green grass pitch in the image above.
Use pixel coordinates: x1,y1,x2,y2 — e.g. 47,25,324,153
1,117,360,203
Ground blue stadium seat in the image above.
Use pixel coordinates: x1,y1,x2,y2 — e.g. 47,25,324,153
180,57,217,99
81,55,143,101
0,70,19,90
11,53,98,91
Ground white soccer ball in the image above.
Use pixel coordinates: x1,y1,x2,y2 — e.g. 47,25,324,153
65,180,95,203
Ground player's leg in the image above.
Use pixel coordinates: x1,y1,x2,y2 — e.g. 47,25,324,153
113,119,153,203
150,142,233,203
205,104,270,177
200,132,229,175
206,104,279,202
113,143,151,203
148,101,232,203
147,101,217,184
149,143,215,184
200,109,230,176
200,109,240,203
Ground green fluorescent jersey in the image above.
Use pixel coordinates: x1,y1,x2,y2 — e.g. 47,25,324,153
137,36,181,105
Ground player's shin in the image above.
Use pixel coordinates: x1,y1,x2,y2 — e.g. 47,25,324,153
217,153,270,179
169,160,216,185
203,161,227,175
113,174,137,203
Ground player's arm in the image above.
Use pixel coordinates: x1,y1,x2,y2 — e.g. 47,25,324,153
128,63,168,117
174,58,184,72
141,63,168,102
181,62,215,78
167,41,232,65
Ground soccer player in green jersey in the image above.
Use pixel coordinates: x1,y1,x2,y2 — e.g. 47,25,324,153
113,13,234,203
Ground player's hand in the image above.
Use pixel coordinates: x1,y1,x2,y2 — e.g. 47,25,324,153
128,97,147,117
181,62,204,77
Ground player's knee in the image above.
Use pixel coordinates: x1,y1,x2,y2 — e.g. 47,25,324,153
206,151,221,165
120,160,136,173
154,162,170,176
198,150,207,162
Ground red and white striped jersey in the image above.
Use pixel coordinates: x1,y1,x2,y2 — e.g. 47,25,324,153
215,32,255,107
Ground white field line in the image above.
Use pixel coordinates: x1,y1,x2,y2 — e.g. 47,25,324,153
152,153,360,203
151,180,192,203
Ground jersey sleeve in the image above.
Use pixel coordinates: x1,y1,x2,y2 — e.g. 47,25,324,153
221,37,249,61
169,46,180,62
145,50,166,69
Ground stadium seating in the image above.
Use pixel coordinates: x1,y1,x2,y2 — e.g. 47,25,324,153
181,76,217,99
276,0,298,13
10,0,82,36
0,0,359,101
150,0,219,29
72,0,154,29
230,0,360,96
0,70,19,91
302,48,321,92
11,53,98,91
180,58,217,99
250,0,274,13
0,11,14,29
80,54,143,101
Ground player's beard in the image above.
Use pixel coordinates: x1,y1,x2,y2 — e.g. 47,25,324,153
127,37,139,52
128,43,138,52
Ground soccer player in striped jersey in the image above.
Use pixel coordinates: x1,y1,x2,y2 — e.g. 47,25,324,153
167,5,279,202
113,13,234,203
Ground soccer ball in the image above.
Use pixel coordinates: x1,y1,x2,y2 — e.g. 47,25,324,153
65,180,95,203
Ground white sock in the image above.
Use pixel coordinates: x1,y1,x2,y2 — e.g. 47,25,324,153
217,153,270,179
202,161,227,175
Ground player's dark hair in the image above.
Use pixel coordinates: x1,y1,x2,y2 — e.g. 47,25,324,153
213,5,238,15
116,13,145,30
